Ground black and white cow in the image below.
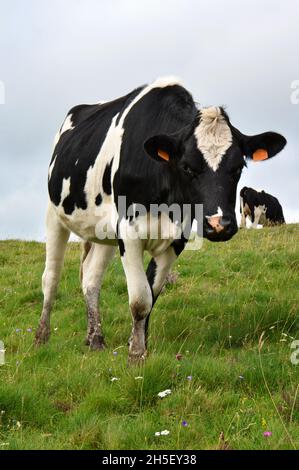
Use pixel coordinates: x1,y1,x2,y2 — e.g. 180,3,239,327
240,187,285,228
36,77,286,361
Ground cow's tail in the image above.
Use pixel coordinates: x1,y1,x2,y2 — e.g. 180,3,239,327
80,241,92,284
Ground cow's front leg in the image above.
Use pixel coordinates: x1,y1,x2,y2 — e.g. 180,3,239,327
240,211,247,229
119,238,152,362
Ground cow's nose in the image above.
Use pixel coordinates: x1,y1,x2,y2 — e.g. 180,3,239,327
207,216,225,233
205,216,236,241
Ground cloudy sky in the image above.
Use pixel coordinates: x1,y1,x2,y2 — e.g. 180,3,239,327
0,0,298,240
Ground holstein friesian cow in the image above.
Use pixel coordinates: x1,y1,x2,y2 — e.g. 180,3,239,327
240,187,285,228
36,77,286,361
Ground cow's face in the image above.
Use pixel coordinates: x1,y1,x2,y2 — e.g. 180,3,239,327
144,107,286,242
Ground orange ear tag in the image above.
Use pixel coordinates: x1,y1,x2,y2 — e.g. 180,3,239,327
157,149,170,161
252,149,268,161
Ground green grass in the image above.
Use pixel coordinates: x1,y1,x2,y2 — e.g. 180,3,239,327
0,224,298,450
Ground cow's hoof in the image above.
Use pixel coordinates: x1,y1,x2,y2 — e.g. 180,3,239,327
128,350,147,365
85,334,105,351
35,326,50,346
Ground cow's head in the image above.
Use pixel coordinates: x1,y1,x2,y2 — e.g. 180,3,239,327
144,107,286,242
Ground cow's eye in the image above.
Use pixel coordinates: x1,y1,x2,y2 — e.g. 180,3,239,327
183,164,196,178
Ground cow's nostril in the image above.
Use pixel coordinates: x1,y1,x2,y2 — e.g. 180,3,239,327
207,216,225,233
219,217,232,229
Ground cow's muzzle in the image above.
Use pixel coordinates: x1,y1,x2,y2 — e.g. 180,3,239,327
204,215,237,242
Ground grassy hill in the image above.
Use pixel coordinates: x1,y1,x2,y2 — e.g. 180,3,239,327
0,224,298,450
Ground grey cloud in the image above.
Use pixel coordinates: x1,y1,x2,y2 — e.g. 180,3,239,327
0,0,298,239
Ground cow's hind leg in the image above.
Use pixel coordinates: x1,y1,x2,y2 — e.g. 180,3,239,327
81,242,116,350
35,205,70,345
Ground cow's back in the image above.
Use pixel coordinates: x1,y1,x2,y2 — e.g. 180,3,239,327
47,79,197,240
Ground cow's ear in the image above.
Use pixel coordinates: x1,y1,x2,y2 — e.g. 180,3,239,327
144,134,181,162
242,132,287,161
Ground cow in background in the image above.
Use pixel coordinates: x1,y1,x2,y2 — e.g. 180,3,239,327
240,187,285,228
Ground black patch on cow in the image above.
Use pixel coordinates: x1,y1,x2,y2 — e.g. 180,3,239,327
95,193,103,206
118,238,125,257
146,258,157,289
102,158,114,195
171,235,188,257
62,193,82,215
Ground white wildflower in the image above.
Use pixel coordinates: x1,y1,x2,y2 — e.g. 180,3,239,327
155,430,170,436
111,377,119,382
158,389,171,398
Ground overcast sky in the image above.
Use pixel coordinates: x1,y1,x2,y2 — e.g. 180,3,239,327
0,0,298,240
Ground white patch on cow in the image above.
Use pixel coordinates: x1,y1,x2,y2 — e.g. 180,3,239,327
151,76,182,88
53,114,121,241
194,107,232,172
53,131,61,150
60,177,71,204
48,155,57,180
252,204,266,228
206,206,223,219
60,113,74,135
52,113,74,150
